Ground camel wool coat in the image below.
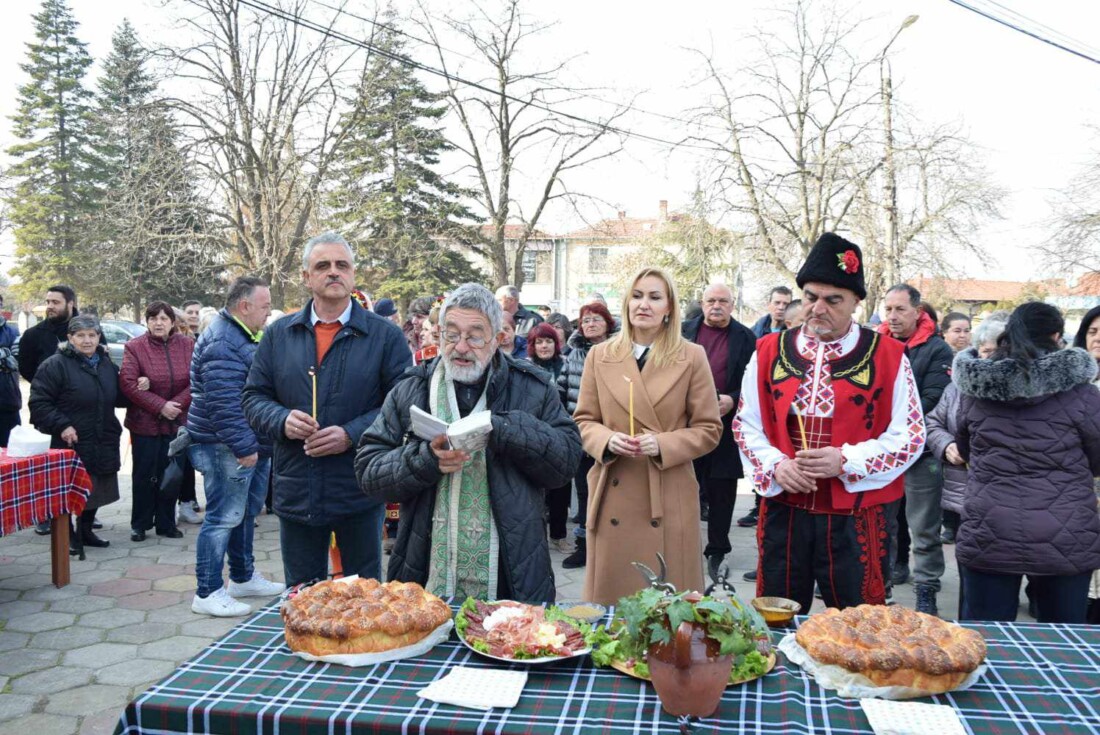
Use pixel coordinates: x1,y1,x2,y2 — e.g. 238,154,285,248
575,339,722,605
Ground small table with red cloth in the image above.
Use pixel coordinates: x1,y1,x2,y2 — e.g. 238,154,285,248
0,448,92,587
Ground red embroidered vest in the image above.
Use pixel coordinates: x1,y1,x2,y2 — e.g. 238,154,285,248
754,327,906,513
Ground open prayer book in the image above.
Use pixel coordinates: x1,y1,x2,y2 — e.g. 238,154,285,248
409,405,493,453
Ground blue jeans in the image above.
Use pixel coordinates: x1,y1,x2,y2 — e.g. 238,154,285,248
191,443,271,598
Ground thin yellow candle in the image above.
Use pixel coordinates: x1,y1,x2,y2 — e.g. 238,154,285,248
793,404,809,451
623,375,634,436
309,367,318,420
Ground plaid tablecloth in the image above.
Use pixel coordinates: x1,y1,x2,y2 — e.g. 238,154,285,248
0,449,91,537
113,602,1100,735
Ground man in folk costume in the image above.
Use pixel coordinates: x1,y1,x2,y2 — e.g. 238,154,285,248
732,233,925,613
355,283,582,602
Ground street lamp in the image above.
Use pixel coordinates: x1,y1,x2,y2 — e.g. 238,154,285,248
881,15,919,289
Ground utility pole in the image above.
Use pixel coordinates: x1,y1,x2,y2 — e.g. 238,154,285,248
881,15,918,288
883,70,898,287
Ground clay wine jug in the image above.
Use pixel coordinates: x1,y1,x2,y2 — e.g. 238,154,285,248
647,620,733,718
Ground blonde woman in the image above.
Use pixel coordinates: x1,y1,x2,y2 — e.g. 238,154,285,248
573,267,722,604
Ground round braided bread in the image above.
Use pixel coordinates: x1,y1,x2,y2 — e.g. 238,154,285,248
282,578,451,656
795,605,987,693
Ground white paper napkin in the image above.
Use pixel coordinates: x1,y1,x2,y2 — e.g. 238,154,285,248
418,666,527,710
861,698,968,735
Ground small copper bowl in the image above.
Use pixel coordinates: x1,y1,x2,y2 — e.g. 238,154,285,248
751,596,801,627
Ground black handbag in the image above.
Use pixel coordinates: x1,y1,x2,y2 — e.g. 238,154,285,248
159,427,192,502
159,455,184,502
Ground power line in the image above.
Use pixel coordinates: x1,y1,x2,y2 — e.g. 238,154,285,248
947,0,1100,65
976,0,1100,60
305,0,744,141
242,0,886,173
239,0,734,157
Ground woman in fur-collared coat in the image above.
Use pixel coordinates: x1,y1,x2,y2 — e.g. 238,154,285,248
574,268,721,605
954,302,1100,624
1072,304,1100,624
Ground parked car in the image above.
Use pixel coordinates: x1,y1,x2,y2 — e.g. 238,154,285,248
100,320,147,365
9,319,146,366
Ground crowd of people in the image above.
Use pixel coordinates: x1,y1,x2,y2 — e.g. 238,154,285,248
8,230,1100,625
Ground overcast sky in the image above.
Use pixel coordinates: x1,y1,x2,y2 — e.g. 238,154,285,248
1,0,1098,284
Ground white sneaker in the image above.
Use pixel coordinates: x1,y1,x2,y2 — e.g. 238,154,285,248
177,503,202,524
192,588,250,617
228,571,286,598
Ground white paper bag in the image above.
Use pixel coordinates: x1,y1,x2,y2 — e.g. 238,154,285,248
7,425,52,457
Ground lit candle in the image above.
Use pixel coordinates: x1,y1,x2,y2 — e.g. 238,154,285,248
623,375,634,436
309,367,318,421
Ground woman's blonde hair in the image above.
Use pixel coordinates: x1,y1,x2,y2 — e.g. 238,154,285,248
607,266,683,368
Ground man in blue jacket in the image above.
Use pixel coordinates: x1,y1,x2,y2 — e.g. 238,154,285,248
243,232,412,587
750,286,793,339
188,276,282,617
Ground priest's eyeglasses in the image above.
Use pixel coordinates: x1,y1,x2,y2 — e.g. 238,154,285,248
442,331,488,348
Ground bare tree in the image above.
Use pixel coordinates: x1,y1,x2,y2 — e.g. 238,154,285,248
420,0,627,289
852,121,1004,314
165,0,371,307
1046,134,1100,274
688,0,1002,309
688,0,885,283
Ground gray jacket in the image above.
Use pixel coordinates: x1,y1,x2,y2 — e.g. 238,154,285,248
925,382,967,514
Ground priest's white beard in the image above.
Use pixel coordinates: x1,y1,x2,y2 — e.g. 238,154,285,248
443,347,490,384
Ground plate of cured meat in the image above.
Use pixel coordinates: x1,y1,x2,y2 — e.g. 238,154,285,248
455,598,592,664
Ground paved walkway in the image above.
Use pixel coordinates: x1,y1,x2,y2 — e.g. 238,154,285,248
0,466,996,735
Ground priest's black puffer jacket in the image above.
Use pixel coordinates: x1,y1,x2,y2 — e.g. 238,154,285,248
355,351,582,602
954,347,1100,577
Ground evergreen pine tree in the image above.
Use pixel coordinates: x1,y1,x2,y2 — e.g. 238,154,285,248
91,20,216,314
328,14,483,306
6,0,98,296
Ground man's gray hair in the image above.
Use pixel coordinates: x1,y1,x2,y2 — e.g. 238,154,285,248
442,283,503,334
972,318,1007,348
302,231,355,270
226,276,269,310
494,285,519,300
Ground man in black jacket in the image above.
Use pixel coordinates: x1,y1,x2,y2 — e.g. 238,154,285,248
682,284,757,583
495,284,543,338
242,233,411,587
356,283,582,602
19,285,78,385
880,283,953,615
19,285,82,535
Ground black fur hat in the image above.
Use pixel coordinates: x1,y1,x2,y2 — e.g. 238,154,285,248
796,233,866,300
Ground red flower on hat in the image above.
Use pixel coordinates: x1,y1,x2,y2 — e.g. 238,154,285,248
837,250,860,274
